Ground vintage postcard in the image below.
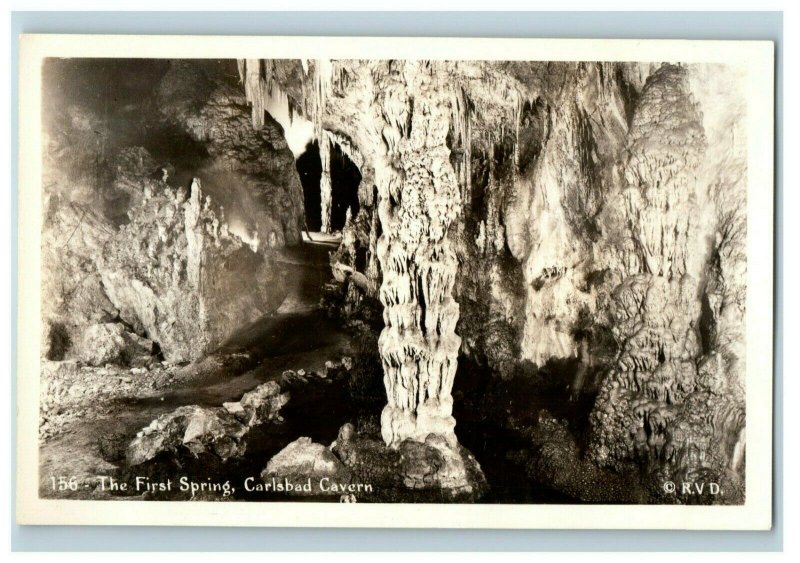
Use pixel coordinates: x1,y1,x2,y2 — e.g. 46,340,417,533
16,34,774,529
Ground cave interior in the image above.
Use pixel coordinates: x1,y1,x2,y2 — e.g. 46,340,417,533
39,57,748,505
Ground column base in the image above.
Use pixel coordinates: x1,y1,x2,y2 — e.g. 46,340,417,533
397,432,487,498
336,422,487,502
380,404,458,448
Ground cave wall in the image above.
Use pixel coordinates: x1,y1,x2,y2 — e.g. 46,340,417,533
587,65,747,491
41,59,304,363
157,60,305,247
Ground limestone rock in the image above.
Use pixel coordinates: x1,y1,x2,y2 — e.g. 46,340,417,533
99,179,288,362
261,437,352,495
223,381,289,426
39,359,183,442
76,322,153,367
126,379,289,466
157,60,305,247
333,423,486,501
40,56,750,504
40,195,120,361
250,59,748,497
586,65,746,494
398,434,486,495
41,59,303,364
126,405,249,466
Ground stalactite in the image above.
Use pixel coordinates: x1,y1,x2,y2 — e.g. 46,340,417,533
242,59,278,128
319,134,332,233
243,59,266,129
451,87,472,202
323,130,364,170
238,59,315,156
312,59,332,140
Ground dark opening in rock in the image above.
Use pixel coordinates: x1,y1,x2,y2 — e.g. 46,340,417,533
296,141,323,231
46,321,72,361
329,145,362,231
295,141,362,232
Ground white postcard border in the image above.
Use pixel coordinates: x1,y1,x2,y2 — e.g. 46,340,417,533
16,34,775,529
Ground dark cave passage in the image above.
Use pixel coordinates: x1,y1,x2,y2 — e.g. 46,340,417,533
329,144,362,231
296,141,362,232
296,141,323,231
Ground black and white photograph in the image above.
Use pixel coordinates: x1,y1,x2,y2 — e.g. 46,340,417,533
14,34,775,530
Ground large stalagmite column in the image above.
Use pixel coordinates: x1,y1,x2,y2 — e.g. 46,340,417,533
238,58,483,495
372,61,463,448
241,58,468,453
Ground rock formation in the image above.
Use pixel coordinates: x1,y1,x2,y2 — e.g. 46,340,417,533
240,59,504,493
223,381,290,427
99,177,289,362
261,437,353,496
331,423,486,501
126,405,251,466
157,60,305,247
75,322,154,367
41,59,305,363
368,62,464,449
241,59,748,501
586,65,746,499
126,380,289,466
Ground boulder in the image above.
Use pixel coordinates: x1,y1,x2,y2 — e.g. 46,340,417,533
76,322,153,367
397,433,487,495
261,437,352,495
223,381,289,426
126,405,248,466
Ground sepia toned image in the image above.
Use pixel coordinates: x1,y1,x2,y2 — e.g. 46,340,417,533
16,35,775,529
